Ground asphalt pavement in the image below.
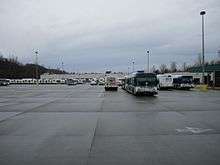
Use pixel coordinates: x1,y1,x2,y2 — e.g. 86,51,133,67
0,85,220,165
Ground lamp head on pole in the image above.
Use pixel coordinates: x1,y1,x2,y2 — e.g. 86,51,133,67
146,50,149,54
200,11,206,15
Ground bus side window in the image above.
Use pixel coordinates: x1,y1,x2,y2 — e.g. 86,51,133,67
131,78,134,85
128,78,131,85
134,78,137,86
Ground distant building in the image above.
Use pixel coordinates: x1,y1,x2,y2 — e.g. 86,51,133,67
188,64,220,73
188,64,220,87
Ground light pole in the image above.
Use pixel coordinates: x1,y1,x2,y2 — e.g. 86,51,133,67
35,51,39,85
132,59,135,73
218,49,220,59
200,10,206,84
61,62,64,72
146,50,150,73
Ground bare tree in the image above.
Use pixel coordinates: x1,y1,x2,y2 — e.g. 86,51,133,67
151,65,156,73
0,51,4,59
182,62,187,72
197,53,202,66
160,64,168,73
8,54,18,64
217,49,220,63
210,60,215,65
216,60,220,64
170,61,177,72
218,49,220,58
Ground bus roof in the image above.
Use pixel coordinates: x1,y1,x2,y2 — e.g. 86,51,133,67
126,72,156,78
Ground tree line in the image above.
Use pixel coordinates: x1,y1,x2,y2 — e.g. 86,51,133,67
0,54,67,79
151,54,220,74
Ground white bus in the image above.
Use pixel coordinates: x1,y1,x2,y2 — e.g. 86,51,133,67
172,75,194,90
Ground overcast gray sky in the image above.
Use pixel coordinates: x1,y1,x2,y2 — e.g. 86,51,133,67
0,0,220,72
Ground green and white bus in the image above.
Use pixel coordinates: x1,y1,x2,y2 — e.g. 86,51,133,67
124,71,159,96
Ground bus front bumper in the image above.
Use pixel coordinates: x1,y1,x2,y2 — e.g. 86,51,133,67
135,87,158,95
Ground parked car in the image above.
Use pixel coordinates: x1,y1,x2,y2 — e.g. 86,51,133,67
0,79,10,86
90,80,97,85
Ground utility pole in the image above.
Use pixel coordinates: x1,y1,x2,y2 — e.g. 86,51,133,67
200,11,206,84
146,50,150,73
61,62,64,72
35,51,39,85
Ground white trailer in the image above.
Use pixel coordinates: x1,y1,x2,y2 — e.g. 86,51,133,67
157,74,173,89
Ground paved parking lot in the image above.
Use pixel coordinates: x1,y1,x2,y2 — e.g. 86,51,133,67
0,85,220,165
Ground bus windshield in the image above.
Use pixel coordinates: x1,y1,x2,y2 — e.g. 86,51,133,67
135,76,157,86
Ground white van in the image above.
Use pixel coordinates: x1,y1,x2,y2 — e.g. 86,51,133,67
105,76,118,91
